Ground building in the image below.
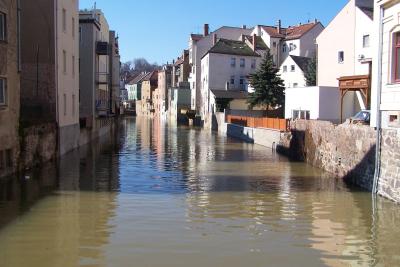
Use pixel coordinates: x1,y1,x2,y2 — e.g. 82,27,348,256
250,20,324,67
317,0,373,121
79,8,113,143
109,30,121,115
188,24,253,118
155,64,172,117
172,50,190,88
0,0,20,177
139,71,158,116
126,73,146,111
20,0,80,156
279,55,312,88
200,37,261,128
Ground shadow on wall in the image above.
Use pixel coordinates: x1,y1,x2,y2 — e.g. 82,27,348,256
226,124,254,143
277,129,376,191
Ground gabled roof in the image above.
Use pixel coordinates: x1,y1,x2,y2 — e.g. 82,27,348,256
129,73,147,85
261,22,322,41
142,70,158,81
204,39,260,58
243,35,268,50
290,55,312,72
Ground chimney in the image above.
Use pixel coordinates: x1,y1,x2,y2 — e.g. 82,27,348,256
204,24,209,36
277,19,282,34
252,34,257,51
242,25,247,29
314,18,318,24
213,34,217,45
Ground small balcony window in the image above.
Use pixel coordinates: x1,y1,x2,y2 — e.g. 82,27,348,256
0,12,6,41
363,35,370,48
0,78,6,106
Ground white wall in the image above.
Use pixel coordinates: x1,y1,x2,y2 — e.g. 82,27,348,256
300,23,324,58
285,86,343,122
279,56,307,88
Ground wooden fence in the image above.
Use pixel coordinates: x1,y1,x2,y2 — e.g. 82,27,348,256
226,115,289,131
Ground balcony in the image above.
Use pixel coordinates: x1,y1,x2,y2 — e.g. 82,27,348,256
96,42,109,55
96,72,110,84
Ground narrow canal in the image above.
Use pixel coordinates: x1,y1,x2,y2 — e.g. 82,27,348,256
0,117,399,267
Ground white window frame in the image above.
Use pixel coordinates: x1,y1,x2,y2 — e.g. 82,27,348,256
0,11,6,41
0,77,6,106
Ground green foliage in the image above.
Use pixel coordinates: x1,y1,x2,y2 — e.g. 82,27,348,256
247,51,285,109
304,55,317,86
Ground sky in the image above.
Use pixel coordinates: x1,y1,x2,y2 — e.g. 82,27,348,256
79,0,348,65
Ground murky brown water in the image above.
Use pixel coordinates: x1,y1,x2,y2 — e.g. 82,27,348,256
0,117,399,267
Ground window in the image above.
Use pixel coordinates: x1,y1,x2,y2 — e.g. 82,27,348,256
283,66,287,72
63,93,67,116
240,58,245,68
240,76,245,85
62,9,66,32
273,42,277,48
0,11,6,41
289,43,297,51
0,78,6,106
251,59,256,69
293,83,298,88
231,58,236,67
363,35,370,48
72,17,75,38
283,44,287,53
230,76,235,85
63,50,67,73
394,32,400,82
291,65,295,72
338,51,344,63
72,55,75,77
79,26,82,43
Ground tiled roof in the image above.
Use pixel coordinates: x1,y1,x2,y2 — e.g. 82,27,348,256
142,70,158,81
205,39,260,58
290,55,312,72
129,73,147,85
261,22,321,40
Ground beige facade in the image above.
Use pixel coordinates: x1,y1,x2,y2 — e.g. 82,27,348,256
139,71,158,117
0,0,20,177
20,0,80,156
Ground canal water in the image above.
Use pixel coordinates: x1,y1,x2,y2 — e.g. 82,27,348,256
0,117,399,267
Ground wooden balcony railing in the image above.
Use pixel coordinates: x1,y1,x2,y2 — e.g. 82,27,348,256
226,115,289,131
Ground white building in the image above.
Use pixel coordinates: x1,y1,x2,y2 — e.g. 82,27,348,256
279,55,312,88
371,0,400,129
250,21,324,67
188,24,253,117
200,38,261,127
317,0,374,120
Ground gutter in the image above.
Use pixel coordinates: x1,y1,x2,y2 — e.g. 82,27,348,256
372,6,384,195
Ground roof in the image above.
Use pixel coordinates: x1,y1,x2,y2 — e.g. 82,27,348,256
290,55,312,72
142,70,158,81
204,39,260,58
129,73,147,85
358,6,373,20
190,34,203,41
211,89,248,99
261,22,321,40
243,35,268,50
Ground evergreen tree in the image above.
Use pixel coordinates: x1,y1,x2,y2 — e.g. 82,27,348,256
304,55,317,86
247,51,285,109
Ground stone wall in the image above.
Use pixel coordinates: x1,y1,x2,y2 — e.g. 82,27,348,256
278,120,377,191
378,129,400,203
20,123,58,169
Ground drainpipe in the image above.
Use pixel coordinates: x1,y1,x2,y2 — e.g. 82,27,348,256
372,7,384,195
